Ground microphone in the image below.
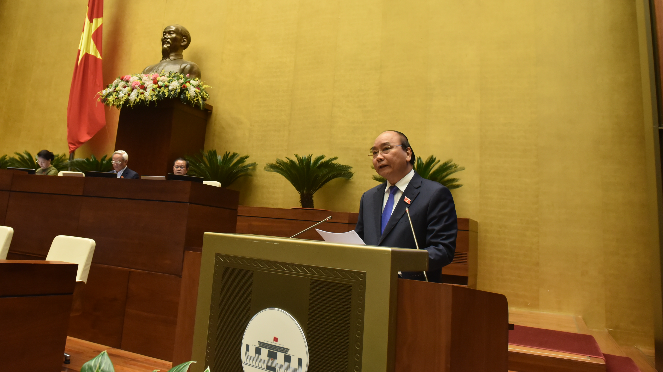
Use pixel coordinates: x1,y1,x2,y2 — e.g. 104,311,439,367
405,208,428,282
289,216,332,238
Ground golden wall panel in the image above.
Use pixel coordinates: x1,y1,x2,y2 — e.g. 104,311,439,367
0,0,655,345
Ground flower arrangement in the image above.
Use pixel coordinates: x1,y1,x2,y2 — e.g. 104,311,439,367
98,72,210,109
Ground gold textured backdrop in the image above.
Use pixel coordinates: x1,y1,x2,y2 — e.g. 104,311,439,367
0,0,656,345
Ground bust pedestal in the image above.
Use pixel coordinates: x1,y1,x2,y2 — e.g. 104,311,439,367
114,99,212,176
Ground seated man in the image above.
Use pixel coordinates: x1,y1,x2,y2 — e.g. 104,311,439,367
172,158,189,175
355,130,457,283
110,150,140,179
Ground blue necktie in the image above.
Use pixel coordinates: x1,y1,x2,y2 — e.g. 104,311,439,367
381,186,399,234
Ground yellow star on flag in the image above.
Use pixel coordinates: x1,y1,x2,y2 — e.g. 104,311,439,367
77,8,102,65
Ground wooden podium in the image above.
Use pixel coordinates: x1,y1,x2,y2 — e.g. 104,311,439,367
115,99,212,176
0,260,77,371
190,233,508,372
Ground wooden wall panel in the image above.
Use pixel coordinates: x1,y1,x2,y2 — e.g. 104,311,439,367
395,280,453,371
449,283,509,371
0,190,9,226
0,294,74,372
237,215,355,240
121,270,181,361
10,174,85,195
5,251,44,260
78,198,187,275
0,170,20,191
0,260,77,296
395,280,509,371
173,251,202,365
184,204,237,250
189,183,240,210
5,193,82,256
68,264,131,348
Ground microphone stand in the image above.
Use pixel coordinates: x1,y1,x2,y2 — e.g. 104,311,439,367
289,216,332,238
406,208,428,282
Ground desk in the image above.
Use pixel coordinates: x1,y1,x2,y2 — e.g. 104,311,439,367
1,171,239,361
0,260,77,371
236,206,478,286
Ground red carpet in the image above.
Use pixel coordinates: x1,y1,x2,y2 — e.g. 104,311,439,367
604,354,641,372
509,325,604,359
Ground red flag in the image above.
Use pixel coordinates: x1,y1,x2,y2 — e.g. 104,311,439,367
67,0,105,153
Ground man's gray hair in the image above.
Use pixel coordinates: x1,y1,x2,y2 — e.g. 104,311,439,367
113,150,128,161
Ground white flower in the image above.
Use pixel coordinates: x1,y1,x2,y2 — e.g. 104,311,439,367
129,90,138,101
190,80,199,86
169,82,179,90
129,76,138,83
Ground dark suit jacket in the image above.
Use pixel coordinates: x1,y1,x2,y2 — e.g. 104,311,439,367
355,172,457,282
114,167,140,179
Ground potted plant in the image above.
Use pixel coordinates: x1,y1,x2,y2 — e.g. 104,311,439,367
264,154,353,208
0,155,10,169
81,350,209,372
9,150,69,171
185,150,256,187
69,154,114,172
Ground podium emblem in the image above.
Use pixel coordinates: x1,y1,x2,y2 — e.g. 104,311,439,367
241,308,309,372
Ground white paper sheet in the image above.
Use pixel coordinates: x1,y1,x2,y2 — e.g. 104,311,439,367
315,229,365,245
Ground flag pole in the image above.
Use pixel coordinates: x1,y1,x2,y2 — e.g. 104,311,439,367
68,150,75,171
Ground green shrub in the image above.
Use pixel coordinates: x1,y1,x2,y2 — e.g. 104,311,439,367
186,150,256,187
373,155,464,190
70,154,114,172
265,154,353,208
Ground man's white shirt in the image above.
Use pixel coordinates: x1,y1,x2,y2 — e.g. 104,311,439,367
381,169,415,214
115,166,127,178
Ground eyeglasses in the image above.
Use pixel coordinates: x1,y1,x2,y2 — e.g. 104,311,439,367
369,145,406,158
110,161,124,165
174,166,186,169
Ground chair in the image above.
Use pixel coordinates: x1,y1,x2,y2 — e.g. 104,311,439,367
46,235,95,364
0,226,14,260
58,171,85,177
46,235,95,283
203,181,221,187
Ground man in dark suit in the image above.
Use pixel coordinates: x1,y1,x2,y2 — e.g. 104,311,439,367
355,131,457,282
110,150,140,179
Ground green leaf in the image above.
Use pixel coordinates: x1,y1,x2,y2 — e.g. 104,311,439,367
70,154,114,172
167,361,196,372
7,151,68,171
264,154,353,208
52,153,69,171
9,151,39,170
81,350,115,372
371,155,464,190
0,155,10,169
203,367,211,372
186,150,256,188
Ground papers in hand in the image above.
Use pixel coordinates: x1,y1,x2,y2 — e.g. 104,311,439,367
315,229,365,245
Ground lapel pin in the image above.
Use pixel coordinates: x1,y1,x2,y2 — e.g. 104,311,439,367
404,196,411,205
